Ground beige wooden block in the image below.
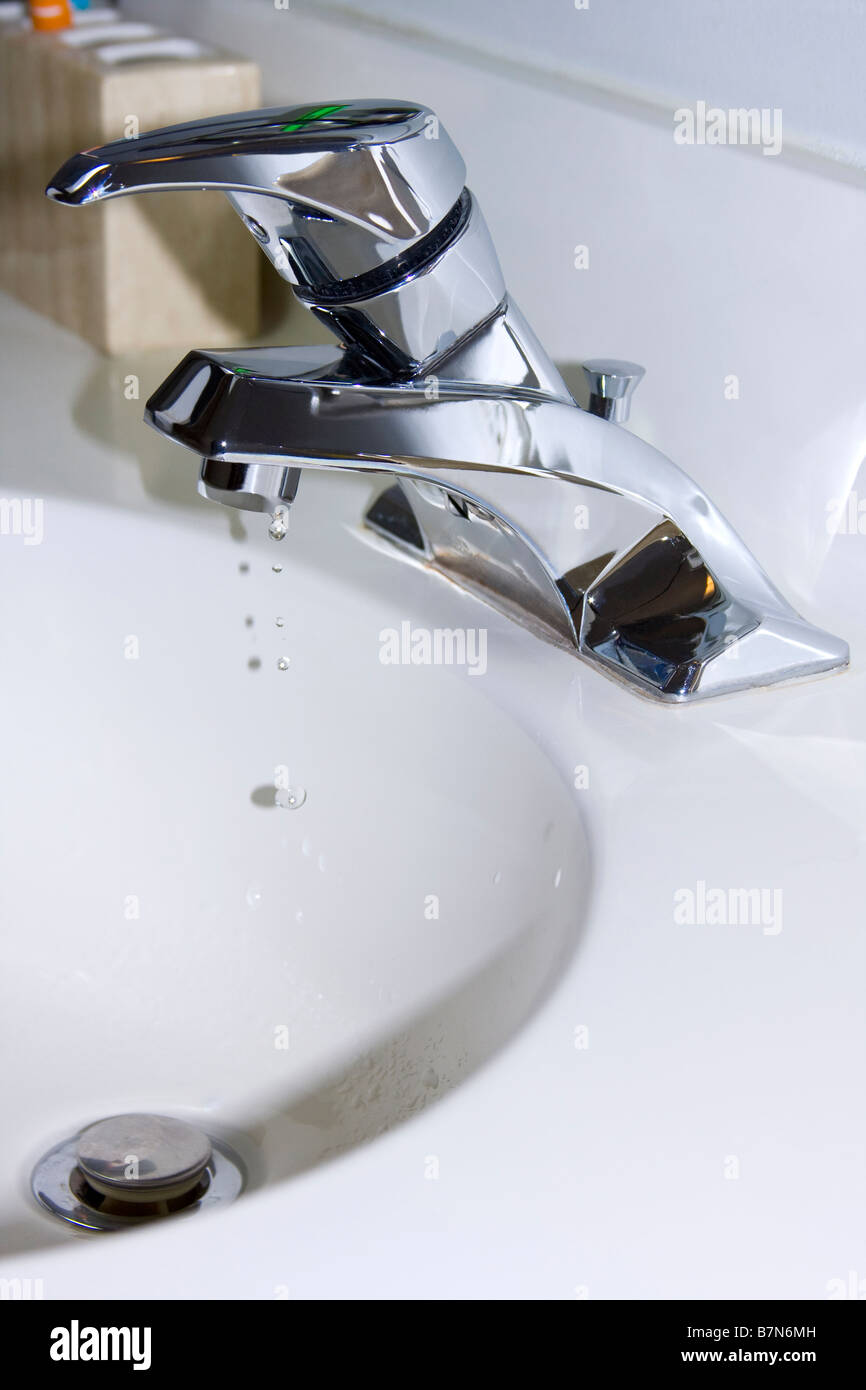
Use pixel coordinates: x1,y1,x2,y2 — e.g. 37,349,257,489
0,25,262,353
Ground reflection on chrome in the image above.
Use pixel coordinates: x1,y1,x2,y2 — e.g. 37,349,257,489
47,100,848,702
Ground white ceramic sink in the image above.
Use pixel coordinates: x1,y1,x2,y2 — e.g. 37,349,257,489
0,466,590,1253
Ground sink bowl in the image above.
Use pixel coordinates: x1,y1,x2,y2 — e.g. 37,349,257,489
0,467,590,1253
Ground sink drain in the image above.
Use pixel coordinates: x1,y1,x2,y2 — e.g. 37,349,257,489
32,1113,244,1231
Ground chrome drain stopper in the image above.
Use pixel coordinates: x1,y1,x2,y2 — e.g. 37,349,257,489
77,1114,213,1204
32,1113,245,1231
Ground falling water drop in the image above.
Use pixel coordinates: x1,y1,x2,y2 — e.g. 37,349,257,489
277,656,290,671
272,564,283,575
268,505,290,541
275,617,285,628
275,786,306,810
245,884,263,910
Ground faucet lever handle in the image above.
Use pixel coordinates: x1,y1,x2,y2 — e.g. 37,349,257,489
45,101,466,293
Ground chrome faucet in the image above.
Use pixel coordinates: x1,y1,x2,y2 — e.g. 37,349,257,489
47,101,847,702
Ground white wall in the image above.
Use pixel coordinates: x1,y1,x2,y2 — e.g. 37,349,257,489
335,0,866,168
124,0,866,170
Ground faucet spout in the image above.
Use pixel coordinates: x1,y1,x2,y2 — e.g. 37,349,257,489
145,302,848,702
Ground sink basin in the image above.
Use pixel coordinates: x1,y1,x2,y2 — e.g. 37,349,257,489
0,466,590,1254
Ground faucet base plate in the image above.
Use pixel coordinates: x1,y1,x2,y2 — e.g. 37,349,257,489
364,482,849,704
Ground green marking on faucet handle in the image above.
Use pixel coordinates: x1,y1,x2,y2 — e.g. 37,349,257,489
280,104,347,133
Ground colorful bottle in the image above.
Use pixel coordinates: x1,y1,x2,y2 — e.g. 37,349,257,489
28,1,73,31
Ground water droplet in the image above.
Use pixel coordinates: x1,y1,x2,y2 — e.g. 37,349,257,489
554,867,563,888
275,786,306,810
295,910,304,925
277,656,290,670
272,564,283,574
245,884,263,910
493,869,502,885
238,562,250,574
317,852,327,873
268,505,290,541
275,617,285,628
248,656,262,670
245,615,254,627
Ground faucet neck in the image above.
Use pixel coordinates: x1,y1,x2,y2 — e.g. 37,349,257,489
296,191,508,376
429,298,575,402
